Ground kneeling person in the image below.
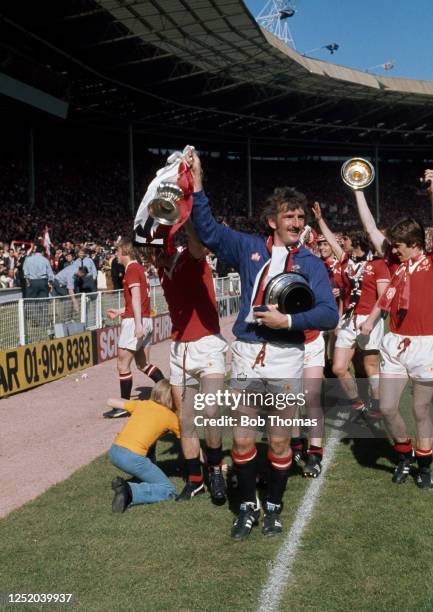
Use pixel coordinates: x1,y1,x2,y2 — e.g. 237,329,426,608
108,379,180,511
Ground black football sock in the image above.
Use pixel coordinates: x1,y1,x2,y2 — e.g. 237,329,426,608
119,372,133,400
143,364,164,383
267,451,292,506
186,457,203,484
232,447,258,505
206,445,223,468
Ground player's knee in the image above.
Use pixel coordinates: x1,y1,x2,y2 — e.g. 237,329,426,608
379,402,398,419
364,364,379,378
117,364,130,375
332,363,346,378
232,439,255,456
413,404,430,423
269,439,290,457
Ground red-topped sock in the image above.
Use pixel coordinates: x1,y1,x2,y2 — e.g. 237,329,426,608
307,445,323,459
415,447,433,470
143,364,164,383
267,450,292,506
232,447,258,505
119,371,133,400
393,438,413,459
185,457,203,484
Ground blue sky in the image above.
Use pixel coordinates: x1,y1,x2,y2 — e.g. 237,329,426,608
245,0,433,81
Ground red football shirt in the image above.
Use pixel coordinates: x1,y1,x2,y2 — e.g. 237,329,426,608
323,256,338,282
390,254,433,335
160,249,220,341
334,255,351,310
353,258,390,315
304,257,339,344
122,261,150,319
384,247,400,276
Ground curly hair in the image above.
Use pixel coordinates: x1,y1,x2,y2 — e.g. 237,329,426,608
349,230,371,254
260,187,308,230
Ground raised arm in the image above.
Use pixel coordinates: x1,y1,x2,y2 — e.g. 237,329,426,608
187,149,259,268
353,191,388,256
312,202,344,262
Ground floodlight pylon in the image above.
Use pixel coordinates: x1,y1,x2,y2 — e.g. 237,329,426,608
255,1,297,49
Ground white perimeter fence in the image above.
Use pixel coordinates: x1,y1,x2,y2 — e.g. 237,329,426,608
0,275,241,350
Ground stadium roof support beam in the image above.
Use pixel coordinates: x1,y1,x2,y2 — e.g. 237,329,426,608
4,1,433,147
113,52,174,67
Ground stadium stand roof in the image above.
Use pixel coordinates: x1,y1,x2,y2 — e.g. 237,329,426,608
1,0,433,150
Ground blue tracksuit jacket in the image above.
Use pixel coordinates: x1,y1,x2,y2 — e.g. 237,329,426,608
192,191,339,345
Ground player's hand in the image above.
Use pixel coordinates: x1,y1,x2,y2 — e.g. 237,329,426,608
135,323,144,339
359,320,373,336
106,308,119,320
187,148,203,192
73,302,79,313
424,169,433,194
312,201,322,221
254,309,288,329
332,287,340,298
184,145,195,168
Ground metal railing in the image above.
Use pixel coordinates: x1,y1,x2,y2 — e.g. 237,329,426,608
0,275,240,349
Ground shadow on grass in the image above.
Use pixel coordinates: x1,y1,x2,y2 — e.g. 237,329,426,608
342,435,396,474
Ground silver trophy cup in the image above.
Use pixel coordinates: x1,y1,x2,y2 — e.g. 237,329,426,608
148,181,184,226
263,272,315,314
341,158,375,190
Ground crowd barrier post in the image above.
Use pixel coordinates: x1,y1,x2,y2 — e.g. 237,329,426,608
80,293,87,326
18,299,25,346
96,292,102,328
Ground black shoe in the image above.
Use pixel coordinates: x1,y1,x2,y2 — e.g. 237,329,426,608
231,502,260,540
111,477,132,513
103,408,129,419
209,466,227,503
262,502,283,537
416,468,433,489
111,476,125,490
303,453,322,478
292,447,306,469
348,401,368,425
175,481,205,502
364,410,384,431
392,454,413,484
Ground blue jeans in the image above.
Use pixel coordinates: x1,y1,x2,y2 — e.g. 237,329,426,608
109,444,176,504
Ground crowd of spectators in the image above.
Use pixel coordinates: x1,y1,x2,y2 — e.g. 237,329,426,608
1,153,432,281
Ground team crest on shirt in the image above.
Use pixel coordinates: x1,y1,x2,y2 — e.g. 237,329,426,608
417,258,430,272
251,252,261,262
208,361,214,368
291,265,300,272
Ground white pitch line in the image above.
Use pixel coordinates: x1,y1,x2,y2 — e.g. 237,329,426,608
257,430,342,612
